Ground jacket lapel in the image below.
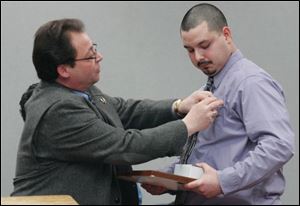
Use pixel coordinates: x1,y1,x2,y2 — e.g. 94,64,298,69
88,91,123,128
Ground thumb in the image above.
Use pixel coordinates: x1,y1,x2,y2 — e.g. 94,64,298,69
184,178,202,190
195,162,210,173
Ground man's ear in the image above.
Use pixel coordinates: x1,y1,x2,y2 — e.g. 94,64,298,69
223,26,232,41
57,65,71,79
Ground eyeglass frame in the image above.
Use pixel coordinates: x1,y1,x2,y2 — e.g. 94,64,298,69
73,43,98,62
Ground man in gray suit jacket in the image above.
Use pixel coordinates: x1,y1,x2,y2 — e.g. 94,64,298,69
11,18,223,205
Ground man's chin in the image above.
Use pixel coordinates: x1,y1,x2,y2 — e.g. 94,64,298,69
201,69,213,76
200,67,218,76
92,77,100,84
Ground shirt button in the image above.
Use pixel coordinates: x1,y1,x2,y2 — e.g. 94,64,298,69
115,197,120,204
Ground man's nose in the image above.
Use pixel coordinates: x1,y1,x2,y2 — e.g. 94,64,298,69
195,49,204,62
96,52,103,62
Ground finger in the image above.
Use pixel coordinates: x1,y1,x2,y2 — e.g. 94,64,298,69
152,186,167,195
199,96,218,105
157,187,167,193
211,110,218,118
194,162,203,168
184,179,202,189
196,162,211,173
141,183,150,189
141,184,151,191
197,91,213,98
193,91,213,102
209,116,215,123
208,99,224,110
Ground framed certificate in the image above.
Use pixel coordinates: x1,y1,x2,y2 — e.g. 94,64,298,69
117,170,196,191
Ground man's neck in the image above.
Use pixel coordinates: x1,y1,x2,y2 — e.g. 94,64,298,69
56,79,89,92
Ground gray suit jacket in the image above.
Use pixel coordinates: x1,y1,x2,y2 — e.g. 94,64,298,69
12,81,187,205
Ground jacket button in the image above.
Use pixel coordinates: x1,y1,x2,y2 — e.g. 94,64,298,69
115,197,120,203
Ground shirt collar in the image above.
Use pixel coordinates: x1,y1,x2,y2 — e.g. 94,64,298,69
213,50,244,90
72,90,91,101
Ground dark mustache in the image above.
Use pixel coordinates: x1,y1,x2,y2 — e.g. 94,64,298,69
198,60,212,67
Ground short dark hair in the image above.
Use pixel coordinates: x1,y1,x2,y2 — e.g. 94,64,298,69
181,3,227,33
32,18,85,82
19,83,38,121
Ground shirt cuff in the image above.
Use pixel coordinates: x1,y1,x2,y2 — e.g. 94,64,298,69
217,167,241,195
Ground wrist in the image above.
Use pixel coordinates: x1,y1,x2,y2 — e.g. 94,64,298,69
182,118,194,137
173,99,184,117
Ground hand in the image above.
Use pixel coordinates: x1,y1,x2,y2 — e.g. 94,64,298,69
141,183,167,195
182,97,223,136
178,90,213,114
184,163,223,198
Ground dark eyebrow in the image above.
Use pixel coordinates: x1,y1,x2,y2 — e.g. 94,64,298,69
84,44,95,56
198,40,210,46
184,39,210,50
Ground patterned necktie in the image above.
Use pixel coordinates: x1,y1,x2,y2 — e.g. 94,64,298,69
204,76,214,92
176,77,215,204
179,77,214,165
179,134,197,164
175,133,197,205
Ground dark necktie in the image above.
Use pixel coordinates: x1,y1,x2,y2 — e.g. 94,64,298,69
175,77,215,204
175,133,197,205
179,134,197,164
204,76,214,92
179,77,215,165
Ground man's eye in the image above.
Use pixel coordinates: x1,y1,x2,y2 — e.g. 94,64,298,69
201,43,210,49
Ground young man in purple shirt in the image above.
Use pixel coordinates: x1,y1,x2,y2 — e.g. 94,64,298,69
143,3,295,205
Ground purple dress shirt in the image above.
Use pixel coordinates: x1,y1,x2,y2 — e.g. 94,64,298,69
167,50,295,205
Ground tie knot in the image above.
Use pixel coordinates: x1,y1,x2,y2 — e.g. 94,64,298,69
204,77,214,92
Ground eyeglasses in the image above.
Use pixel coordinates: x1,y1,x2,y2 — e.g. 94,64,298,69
74,43,98,62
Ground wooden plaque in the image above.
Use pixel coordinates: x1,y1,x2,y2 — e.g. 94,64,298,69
118,170,196,191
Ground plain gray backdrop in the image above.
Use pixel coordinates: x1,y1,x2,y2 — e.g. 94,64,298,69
1,1,299,205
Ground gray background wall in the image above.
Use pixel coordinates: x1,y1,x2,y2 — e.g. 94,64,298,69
1,1,299,205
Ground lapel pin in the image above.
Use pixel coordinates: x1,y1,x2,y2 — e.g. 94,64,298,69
99,96,106,104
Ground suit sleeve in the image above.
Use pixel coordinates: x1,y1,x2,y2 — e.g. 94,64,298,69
108,96,179,129
34,98,188,165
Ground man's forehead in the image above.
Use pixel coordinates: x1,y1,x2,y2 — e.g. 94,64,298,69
70,32,92,47
181,22,214,46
